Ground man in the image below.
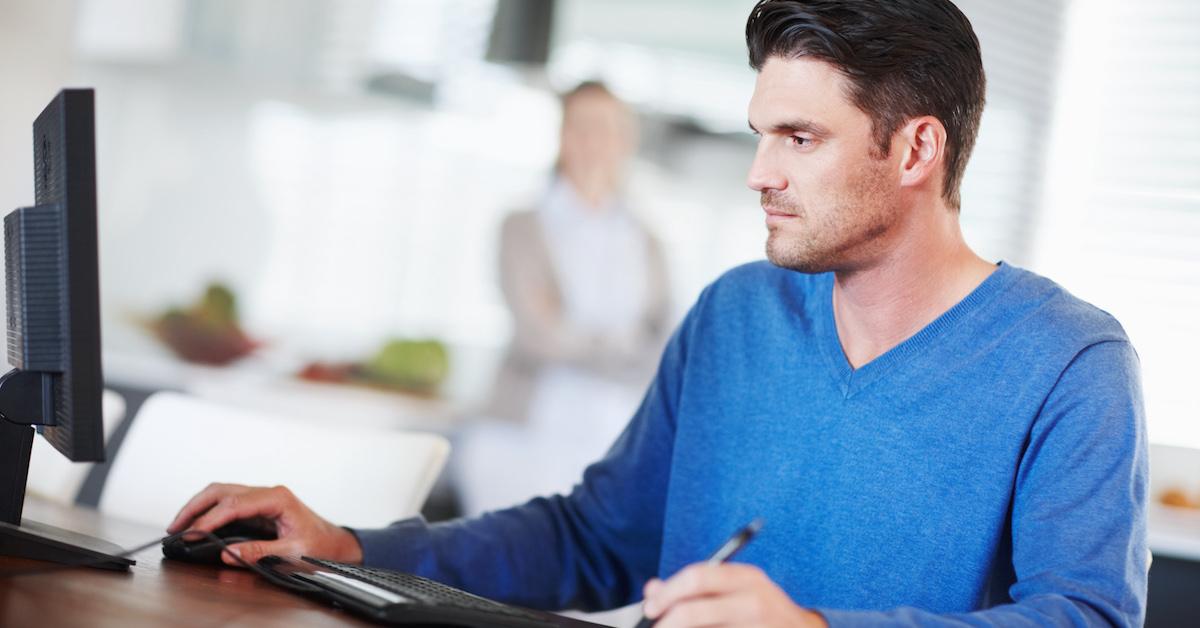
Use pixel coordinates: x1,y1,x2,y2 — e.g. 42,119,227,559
169,1,1148,626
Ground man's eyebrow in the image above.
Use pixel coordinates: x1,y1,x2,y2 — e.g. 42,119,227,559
748,119,832,137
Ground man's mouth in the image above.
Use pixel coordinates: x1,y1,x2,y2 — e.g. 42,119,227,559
763,207,798,225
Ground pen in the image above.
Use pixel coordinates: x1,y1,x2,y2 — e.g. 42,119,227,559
635,518,763,628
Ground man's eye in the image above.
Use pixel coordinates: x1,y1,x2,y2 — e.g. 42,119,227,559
791,136,812,146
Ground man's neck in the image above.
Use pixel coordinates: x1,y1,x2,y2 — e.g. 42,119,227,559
831,206,996,370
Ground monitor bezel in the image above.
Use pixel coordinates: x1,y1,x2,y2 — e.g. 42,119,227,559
28,88,104,462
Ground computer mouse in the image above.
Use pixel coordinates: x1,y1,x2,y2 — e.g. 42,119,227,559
162,520,278,565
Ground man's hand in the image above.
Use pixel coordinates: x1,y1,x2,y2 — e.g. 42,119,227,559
166,483,363,567
641,563,828,628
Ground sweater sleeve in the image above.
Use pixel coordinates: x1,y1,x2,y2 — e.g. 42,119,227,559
350,305,698,612
816,340,1149,627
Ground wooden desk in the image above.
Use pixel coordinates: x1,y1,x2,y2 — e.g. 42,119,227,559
1,499,606,627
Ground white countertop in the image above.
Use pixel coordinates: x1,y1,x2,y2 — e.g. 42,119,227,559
1149,503,1200,562
102,335,504,435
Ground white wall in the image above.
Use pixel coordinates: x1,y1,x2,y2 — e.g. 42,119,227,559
0,0,75,227
0,0,76,370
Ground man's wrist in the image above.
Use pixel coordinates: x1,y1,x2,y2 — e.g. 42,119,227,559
801,608,830,628
806,609,830,628
336,526,365,564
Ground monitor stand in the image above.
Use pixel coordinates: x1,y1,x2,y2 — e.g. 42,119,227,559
1,408,134,571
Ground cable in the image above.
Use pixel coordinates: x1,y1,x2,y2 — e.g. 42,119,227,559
0,530,320,593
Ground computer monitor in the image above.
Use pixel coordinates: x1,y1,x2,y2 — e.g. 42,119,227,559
0,88,132,570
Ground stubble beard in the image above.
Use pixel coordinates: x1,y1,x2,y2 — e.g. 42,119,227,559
763,160,898,274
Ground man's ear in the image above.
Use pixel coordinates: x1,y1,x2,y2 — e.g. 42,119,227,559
897,116,947,194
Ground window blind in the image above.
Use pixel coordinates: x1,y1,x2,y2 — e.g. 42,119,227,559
1033,0,1200,447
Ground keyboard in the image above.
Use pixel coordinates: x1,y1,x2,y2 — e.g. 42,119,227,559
258,554,568,627
303,557,553,624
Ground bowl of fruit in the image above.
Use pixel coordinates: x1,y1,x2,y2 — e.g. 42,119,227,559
145,282,259,366
298,339,449,397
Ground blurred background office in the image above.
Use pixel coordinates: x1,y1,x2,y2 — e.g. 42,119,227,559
1,0,1199,610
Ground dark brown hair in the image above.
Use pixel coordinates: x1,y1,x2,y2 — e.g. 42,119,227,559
746,0,986,209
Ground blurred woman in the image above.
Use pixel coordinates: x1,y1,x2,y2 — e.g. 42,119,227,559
455,82,671,516
489,81,670,425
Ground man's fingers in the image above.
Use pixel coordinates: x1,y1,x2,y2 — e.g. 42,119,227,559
643,563,764,618
188,486,292,534
167,483,246,533
222,539,300,567
653,593,758,628
644,564,820,628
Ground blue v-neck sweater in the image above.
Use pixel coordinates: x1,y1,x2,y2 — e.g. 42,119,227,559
354,262,1148,626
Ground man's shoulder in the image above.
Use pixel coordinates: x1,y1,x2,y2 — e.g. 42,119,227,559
688,261,1132,350
671,261,828,346
705,260,824,301
1000,264,1131,349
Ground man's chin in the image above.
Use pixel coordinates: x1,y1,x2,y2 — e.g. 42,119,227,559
764,233,824,273
766,247,829,274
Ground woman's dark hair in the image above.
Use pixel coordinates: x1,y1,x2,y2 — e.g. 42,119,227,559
746,0,985,209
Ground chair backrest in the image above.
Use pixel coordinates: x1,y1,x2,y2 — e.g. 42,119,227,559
25,389,127,505
99,392,449,529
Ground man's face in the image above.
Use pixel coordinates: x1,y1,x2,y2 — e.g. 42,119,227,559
747,57,903,273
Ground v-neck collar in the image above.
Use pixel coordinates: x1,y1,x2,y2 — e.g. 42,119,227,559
814,262,1017,399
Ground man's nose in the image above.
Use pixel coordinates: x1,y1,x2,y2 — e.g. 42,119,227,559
746,142,786,192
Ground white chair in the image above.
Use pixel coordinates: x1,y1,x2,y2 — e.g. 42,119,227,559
99,391,450,529
25,389,127,505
